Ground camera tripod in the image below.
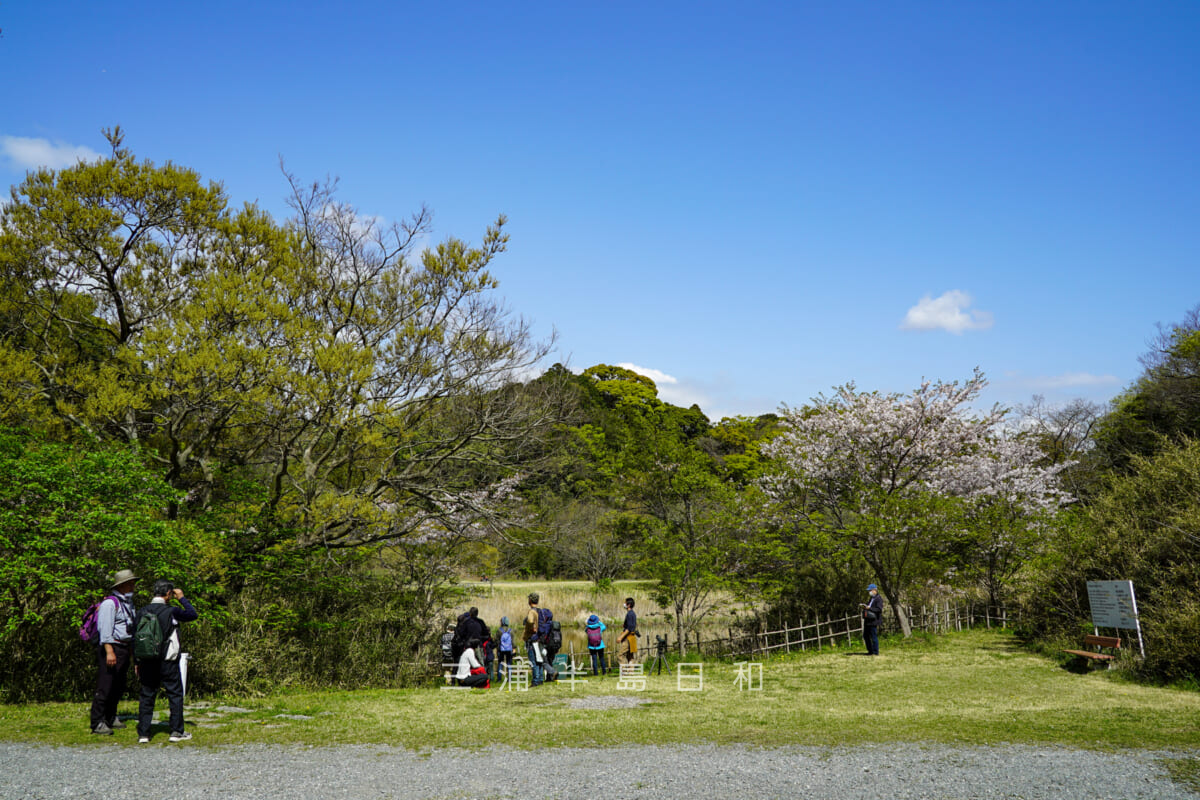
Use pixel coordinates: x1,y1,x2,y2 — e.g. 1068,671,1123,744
647,635,670,675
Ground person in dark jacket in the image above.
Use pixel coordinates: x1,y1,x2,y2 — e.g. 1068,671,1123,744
134,580,199,742
618,597,639,664
861,583,885,656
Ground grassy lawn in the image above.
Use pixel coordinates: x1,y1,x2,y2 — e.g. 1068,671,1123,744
3,628,1198,750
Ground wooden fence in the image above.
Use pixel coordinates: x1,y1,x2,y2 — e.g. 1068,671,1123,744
684,602,1013,659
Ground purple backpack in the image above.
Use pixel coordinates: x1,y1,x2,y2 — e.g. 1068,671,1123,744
79,596,116,645
587,626,603,648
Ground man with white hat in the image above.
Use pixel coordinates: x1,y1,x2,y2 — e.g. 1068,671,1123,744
90,569,138,734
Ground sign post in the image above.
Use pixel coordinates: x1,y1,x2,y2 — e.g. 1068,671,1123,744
1086,580,1145,658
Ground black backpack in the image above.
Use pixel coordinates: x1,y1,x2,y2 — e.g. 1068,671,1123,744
133,604,175,660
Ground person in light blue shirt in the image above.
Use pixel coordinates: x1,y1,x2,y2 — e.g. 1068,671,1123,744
90,569,138,735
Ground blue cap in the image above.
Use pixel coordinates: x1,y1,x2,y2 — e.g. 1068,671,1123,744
587,614,600,625
867,584,877,591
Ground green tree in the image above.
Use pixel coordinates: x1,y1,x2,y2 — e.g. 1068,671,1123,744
0,429,206,699
1026,438,1200,682
763,371,1070,636
603,390,738,653
580,364,660,408
0,130,559,555
1093,304,1200,473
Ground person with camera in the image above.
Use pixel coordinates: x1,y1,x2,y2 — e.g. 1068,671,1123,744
134,580,198,742
618,597,639,664
860,583,884,656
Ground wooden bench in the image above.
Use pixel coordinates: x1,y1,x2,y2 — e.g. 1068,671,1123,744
1062,634,1121,664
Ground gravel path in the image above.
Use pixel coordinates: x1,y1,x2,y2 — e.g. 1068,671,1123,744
2,742,1196,799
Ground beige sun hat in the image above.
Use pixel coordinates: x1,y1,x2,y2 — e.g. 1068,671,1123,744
109,569,138,589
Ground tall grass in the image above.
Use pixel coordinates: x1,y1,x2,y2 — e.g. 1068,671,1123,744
454,580,749,654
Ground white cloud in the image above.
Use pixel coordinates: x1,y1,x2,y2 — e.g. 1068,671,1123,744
618,362,712,409
617,362,678,387
1,136,102,171
1028,372,1121,389
900,290,994,334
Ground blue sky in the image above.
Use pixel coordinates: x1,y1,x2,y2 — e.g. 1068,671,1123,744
2,2,1198,420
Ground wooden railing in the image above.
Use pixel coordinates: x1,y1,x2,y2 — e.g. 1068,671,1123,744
686,602,1013,659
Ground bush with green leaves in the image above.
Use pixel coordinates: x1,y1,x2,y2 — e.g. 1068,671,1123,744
185,531,463,695
0,429,207,700
1021,438,1200,683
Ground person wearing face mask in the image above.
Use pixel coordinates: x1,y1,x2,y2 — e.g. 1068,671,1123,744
90,569,138,735
860,583,885,656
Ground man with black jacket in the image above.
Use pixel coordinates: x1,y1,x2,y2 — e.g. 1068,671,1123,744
861,583,884,656
134,580,198,742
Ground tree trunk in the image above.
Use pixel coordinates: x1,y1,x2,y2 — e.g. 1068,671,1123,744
675,604,686,658
886,590,912,637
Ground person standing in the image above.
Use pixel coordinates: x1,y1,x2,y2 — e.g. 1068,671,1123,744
522,592,545,686
496,616,515,681
861,583,884,656
618,597,639,665
134,580,199,742
90,569,138,735
466,608,494,681
585,614,607,676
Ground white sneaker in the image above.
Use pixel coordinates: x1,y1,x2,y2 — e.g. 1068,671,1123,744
138,737,150,744
168,731,192,742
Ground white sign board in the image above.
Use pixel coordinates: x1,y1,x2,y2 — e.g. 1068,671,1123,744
1086,580,1140,630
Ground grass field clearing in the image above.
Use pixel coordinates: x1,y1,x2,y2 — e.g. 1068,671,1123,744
2,629,1198,752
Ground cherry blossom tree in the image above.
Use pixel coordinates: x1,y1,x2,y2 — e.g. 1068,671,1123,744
761,369,1071,636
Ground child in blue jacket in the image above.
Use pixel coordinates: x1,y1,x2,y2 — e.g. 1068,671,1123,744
585,614,607,676
497,616,515,680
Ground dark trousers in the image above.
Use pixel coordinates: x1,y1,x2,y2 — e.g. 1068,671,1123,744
137,658,185,737
90,643,131,729
459,671,488,688
589,648,607,675
864,626,879,656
